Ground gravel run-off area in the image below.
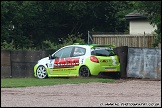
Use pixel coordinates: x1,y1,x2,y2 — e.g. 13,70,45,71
1,79,161,107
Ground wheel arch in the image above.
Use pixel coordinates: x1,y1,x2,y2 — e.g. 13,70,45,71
79,65,91,77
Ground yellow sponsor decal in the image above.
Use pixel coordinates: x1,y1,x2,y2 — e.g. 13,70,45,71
52,68,76,71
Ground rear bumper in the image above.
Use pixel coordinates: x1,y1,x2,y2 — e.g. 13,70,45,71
87,63,120,75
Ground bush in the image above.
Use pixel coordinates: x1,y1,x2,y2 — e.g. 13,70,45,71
42,34,85,50
1,40,15,50
1,34,86,50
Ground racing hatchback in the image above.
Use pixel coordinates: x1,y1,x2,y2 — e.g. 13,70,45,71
34,44,120,79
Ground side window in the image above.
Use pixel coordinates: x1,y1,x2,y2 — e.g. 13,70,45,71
72,47,86,57
54,47,73,58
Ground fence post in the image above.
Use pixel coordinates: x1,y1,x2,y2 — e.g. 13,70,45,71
88,31,89,44
88,31,95,44
144,31,146,47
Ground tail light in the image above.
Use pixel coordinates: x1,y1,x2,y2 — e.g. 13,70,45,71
90,56,99,63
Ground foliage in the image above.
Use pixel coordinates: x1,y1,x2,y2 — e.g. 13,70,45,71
152,32,161,47
134,1,161,47
1,38,36,50
42,40,57,50
42,34,85,50
1,1,160,49
1,1,134,50
1,40,15,50
60,34,85,48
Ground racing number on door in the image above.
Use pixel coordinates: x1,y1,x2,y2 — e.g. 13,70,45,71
54,58,79,68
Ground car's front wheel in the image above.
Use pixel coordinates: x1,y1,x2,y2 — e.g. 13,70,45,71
79,66,91,77
36,65,48,79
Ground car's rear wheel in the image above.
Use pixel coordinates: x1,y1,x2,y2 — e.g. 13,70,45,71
79,66,91,77
36,65,48,79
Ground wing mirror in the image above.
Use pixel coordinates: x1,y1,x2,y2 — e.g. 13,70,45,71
49,54,53,59
49,54,56,59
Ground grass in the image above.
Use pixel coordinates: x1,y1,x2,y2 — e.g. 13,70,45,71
1,77,117,88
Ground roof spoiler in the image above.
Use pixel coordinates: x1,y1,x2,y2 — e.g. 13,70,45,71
91,44,115,48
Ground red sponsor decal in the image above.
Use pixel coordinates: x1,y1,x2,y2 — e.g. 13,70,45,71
54,58,79,68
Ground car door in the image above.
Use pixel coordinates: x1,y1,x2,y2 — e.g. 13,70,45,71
69,47,87,75
50,46,74,75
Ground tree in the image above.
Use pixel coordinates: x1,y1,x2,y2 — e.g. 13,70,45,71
135,1,161,47
1,1,136,49
1,1,32,49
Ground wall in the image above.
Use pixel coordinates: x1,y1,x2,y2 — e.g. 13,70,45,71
1,50,55,78
1,50,11,77
129,20,157,34
127,48,161,79
1,48,161,79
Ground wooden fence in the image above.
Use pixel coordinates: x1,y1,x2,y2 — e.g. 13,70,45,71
90,34,161,48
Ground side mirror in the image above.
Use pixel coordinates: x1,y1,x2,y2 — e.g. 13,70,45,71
49,54,52,59
49,54,56,59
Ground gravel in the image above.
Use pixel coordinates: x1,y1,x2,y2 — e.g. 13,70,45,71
1,79,161,107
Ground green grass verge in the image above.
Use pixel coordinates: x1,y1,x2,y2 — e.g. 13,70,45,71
1,77,116,88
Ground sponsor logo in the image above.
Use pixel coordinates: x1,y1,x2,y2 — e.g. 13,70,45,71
54,58,80,68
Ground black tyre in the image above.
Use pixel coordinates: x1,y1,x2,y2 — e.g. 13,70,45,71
79,66,91,77
115,72,121,79
36,65,48,79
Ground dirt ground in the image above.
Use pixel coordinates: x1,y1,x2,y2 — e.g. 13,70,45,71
1,79,161,107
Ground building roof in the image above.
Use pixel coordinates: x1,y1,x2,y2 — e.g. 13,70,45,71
125,11,147,20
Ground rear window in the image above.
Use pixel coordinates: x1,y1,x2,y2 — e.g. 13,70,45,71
91,47,115,56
